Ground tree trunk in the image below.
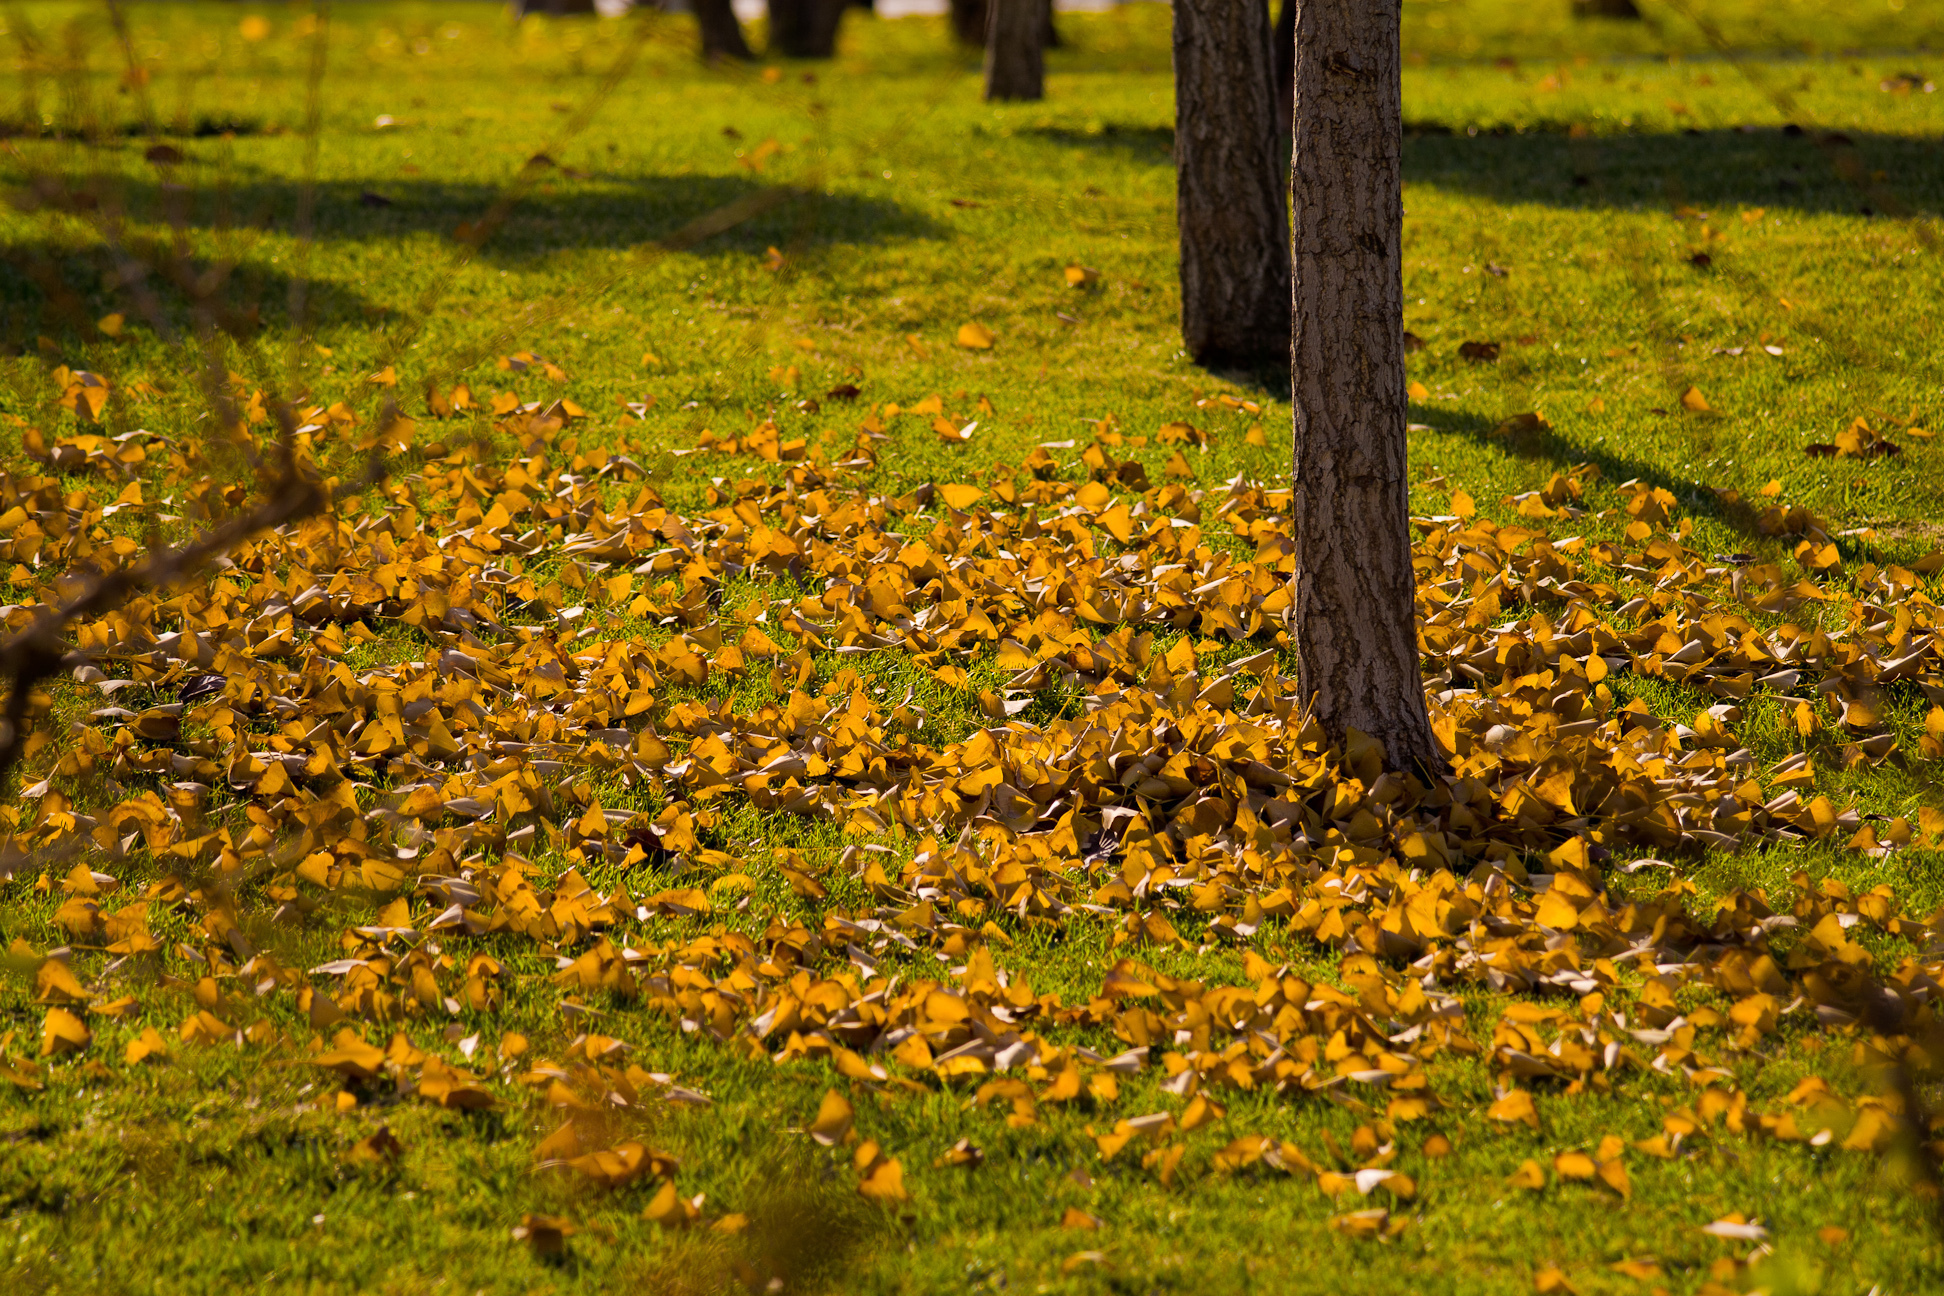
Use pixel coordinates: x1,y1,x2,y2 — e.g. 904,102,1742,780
1042,0,1061,49
949,0,989,46
985,0,1044,101
1288,0,1443,774
511,0,595,15
1172,0,1290,368
695,0,754,60
1272,0,1294,138
768,0,845,57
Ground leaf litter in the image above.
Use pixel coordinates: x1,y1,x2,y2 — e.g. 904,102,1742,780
3,368,1944,1269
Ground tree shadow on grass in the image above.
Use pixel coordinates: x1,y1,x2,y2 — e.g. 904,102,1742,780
1019,123,1176,165
1019,120,1941,220
1402,124,1942,217
8,170,944,261
1406,402,1772,541
0,170,943,344
0,234,383,352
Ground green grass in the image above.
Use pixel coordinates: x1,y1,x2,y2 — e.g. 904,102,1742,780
3,1,1944,1293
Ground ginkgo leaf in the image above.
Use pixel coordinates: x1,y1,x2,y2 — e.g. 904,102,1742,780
955,322,995,350
938,483,985,511
1553,1151,1596,1180
1507,1159,1547,1191
1489,1090,1539,1129
857,1155,906,1203
40,1008,89,1057
124,1027,169,1065
809,1088,854,1146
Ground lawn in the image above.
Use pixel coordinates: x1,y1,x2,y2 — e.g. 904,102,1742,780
3,1,1944,1292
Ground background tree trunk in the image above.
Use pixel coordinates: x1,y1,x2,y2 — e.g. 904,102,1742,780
768,0,846,57
695,0,754,60
1288,0,1442,774
985,0,1044,101
511,0,595,15
1272,0,1294,138
1172,0,1290,368
949,0,989,46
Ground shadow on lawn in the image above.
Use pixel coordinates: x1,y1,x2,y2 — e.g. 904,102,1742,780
1029,117,1941,220
0,234,381,351
1021,123,1176,165
8,171,944,260
0,171,942,343
1407,403,1772,540
1403,124,1943,217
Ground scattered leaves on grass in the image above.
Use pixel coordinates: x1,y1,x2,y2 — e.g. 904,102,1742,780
3,360,1944,1241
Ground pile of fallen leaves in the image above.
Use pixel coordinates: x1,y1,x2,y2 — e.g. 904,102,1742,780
5,372,1944,1253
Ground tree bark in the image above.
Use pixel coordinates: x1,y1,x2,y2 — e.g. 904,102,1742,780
768,0,846,57
985,0,1044,101
695,0,754,60
1272,0,1294,138
949,0,989,46
1288,0,1442,774
1172,0,1290,368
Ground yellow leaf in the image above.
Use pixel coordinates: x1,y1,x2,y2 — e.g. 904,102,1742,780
1064,265,1099,288
1489,1090,1539,1129
40,1007,90,1057
1679,385,1709,412
313,1028,386,1080
1554,1151,1596,1180
1596,1158,1631,1198
857,1155,907,1202
956,322,995,350
239,15,271,40
810,1088,854,1146
938,483,985,511
124,1026,168,1065
1407,380,1430,401
1508,1159,1547,1191
96,314,125,338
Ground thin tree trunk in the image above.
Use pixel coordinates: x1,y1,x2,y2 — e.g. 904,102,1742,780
1272,0,1294,138
1288,0,1443,774
1172,0,1290,367
695,0,754,60
985,0,1044,101
1041,0,1061,49
769,0,845,56
949,0,989,46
